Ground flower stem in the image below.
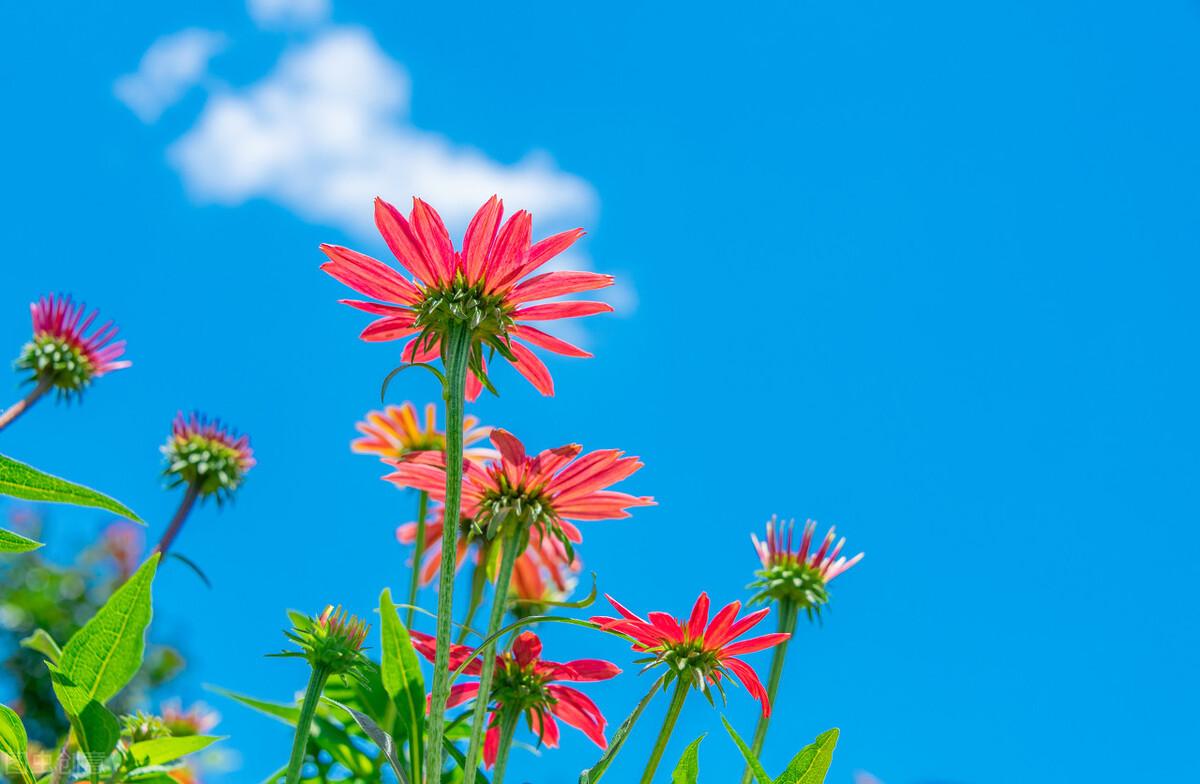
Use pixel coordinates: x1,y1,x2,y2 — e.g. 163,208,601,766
0,377,51,433
284,664,331,784
639,678,689,784
154,483,200,558
462,527,524,784
405,490,430,629
489,706,521,784
457,558,488,646
423,321,472,783
739,599,798,784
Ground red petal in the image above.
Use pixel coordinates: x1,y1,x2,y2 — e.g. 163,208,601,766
558,659,622,682
510,325,591,358
687,593,710,640
512,630,542,668
507,270,613,305
485,210,531,290
490,428,527,466
410,197,457,284
374,198,439,286
513,301,613,321
725,658,771,716
463,196,502,285
360,315,419,342
547,685,608,748
719,632,791,657
507,340,555,396
320,244,422,305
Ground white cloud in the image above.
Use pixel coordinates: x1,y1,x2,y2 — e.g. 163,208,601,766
114,29,225,122
247,0,330,29
168,28,597,242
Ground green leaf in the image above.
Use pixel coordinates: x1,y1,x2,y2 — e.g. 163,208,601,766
379,589,425,751
0,704,35,784
0,527,42,553
671,734,705,784
774,728,839,784
47,664,121,761
207,686,301,725
127,735,223,766
60,554,159,706
0,453,141,522
721,716,771,784
323,698,410,784
19,628,61,663
579,676,663,783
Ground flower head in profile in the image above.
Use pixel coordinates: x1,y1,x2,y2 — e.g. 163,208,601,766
386,429,653,553
160,699,221,737
321,196,614,399
410,629,619,767
352,402,497,464
749,516,863,619
280,605,371,677
162,412,255,502
591,593,789,716
15,294,130,397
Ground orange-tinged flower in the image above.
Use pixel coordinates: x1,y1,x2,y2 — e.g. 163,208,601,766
410,629,619,767
160,699,221,736
385,429,653,550
591,593,789,716
353,402,497,463
320,196,614,398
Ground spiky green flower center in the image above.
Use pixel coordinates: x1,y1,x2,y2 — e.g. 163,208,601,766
657,640,720,684
282,608,370,677
748,558,830,612
16,336,94,393
414,278,514,339
163,435,248,499
492,659,552,714
476,478,553,540
121,712,171,743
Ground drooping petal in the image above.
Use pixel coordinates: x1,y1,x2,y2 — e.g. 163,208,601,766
360,315,420,342
557,659,622,682
506,340,555,396
546,685,608,748
724,658,772,716
445,682,480,709
509,325,592,358
483,720,500,768
718,632,791,657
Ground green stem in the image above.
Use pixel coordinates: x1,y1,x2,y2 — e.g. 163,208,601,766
0,377,51,433
284,665,331,784
423,322,472,783
462,527,525,784
405,491,430,629
488,707,521,784
639,678,689,784
739,600,798,784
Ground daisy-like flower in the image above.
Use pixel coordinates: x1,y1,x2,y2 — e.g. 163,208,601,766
15,294,131,397
386,428,653,552
748,516,864,619
162,412,255,502
591,593,789,716
320,196,614,398
160,699,221,737
410,629,619,768
353,402,497,463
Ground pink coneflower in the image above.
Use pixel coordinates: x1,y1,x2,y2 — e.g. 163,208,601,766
385,428,653,551
102,522,144,580
160,699,221,737
410,629,619,768
1,294,130,431
749,516,864,617
353,402,497,463
162,412,255,501
591,593,789,717
320,196,614,398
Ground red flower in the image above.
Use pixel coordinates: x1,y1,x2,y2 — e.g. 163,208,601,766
749,516,864,615
591,593,789,716
162,412,255,500
386,428,653,550
410,629,619,767
17,294,130,395
320,196,614,399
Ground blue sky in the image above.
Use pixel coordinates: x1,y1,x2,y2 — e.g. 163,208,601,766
2,1,1199,781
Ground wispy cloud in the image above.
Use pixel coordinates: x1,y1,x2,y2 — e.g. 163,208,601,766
247,0,330,30
114,29,226,122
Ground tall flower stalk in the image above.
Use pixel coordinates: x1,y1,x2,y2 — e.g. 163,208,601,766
321,195,620,779
641,679,689,784
739,517,863,784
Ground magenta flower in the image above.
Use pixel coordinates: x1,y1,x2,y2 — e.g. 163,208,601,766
749,516,864,616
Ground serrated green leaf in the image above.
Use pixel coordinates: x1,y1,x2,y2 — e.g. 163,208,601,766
379,588,424,766
0,453,141,522
19,628,61,663
0,527,42,553
127,735,223,766
721,716,771,784
60,554,159,706
0,704,35,783
671,734,704,784
774,728,839,784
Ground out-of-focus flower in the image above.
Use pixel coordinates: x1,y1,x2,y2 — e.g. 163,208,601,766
509,534,580,618
591,593,789,716
410,629,618,767
102,522,144,580
321,196,615,399
160,698,220,736
280,605,370,677
15,294,130,397
386,429,653,552
748,516,863,618
352,402,497,464
162,412,255,502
